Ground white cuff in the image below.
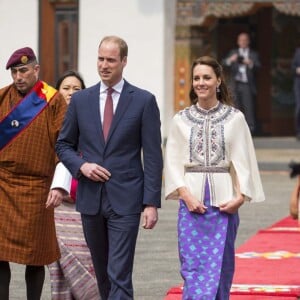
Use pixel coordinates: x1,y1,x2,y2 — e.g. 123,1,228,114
50,162,72,193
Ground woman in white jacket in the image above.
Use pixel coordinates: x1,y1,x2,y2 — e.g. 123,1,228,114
164,56,265,300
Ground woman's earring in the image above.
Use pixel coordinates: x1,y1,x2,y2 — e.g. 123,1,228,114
216,86,220,93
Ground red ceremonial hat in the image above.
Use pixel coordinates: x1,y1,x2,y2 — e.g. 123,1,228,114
6,47,37,70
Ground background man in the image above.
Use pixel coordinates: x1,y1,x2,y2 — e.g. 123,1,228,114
222,32,261,134
292,47,300,140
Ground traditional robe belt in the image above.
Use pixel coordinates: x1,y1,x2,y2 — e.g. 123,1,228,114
185,165,230,173
0,81,57,151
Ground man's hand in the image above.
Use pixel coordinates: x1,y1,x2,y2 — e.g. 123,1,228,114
229,53,238,63
46,188,67,209
142,206,158,229
243,57,253,67
80,162,111,182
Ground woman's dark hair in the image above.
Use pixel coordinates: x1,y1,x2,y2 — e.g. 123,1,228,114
189,56,233,106
55,70,86,90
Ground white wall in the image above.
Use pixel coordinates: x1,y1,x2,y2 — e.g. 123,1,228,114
163,0,176,139
79,0,176,138
0,0,176,138
0,1,38,86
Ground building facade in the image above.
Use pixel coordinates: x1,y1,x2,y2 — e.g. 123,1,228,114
175,1,300,136
1,0,300,136
0,0,176,138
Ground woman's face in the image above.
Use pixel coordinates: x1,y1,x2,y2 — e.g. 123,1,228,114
59,76,82,104
192,64,221,105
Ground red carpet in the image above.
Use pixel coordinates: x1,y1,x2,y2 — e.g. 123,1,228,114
164,216,300,299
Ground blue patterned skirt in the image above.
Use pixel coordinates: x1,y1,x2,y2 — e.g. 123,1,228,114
178,182,239,300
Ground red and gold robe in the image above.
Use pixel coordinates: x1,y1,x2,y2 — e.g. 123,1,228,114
0,81,67,265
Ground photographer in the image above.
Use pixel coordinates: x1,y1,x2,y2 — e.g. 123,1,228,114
289,162,300,219
222,32,261,134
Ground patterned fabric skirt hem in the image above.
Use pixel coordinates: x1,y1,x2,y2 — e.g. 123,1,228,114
48,202,101,300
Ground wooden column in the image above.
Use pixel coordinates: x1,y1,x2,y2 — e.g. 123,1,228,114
174,26,192,111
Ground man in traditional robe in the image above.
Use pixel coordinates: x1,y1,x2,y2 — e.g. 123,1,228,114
0,47,68,300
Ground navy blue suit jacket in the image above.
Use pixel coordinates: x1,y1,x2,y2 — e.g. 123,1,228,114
56,80,163,216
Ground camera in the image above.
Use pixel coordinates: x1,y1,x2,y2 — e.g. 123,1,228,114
237,55,244,64
289,161,300,178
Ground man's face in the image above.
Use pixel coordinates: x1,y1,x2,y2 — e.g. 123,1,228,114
237,33,250,49
11,63,40,94
97,41,127,87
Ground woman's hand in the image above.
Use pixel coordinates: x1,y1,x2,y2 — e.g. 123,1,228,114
219,195,245,214
178,187,207,214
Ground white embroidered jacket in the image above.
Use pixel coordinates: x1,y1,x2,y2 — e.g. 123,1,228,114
164,102,265,206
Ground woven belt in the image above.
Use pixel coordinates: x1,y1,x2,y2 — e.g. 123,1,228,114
185,165,230,173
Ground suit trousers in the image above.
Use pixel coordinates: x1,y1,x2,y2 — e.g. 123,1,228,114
81,188,141,300
234,82,256,133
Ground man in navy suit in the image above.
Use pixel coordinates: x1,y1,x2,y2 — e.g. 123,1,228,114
56,36,163,299
292,47,300,140
222,32,261,134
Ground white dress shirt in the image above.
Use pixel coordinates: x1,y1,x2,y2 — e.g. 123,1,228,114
237,47,249,82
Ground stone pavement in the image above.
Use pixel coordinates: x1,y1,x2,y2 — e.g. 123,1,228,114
9,137,300,299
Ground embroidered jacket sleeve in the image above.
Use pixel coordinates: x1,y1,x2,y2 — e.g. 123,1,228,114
164,113,187,200
228,112,265,202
